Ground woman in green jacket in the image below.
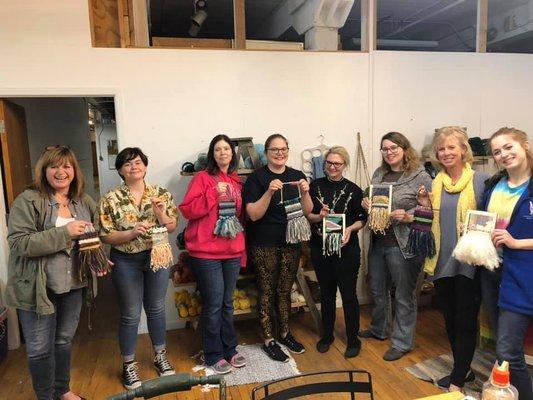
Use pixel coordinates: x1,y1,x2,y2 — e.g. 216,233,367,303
5,146,103,400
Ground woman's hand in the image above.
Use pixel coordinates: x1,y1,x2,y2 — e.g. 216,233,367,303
151,197,166,215
342,227,353,247
361,197,370,211
492,229,519,249
298,179,310,194
318,204,330,218
268,179,283,194
390,209,413,223
131,222,151,238
216,182,229,195
417,186,432,208
66,220,90,238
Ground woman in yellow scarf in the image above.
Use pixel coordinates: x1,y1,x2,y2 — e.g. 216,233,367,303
419,127,489,393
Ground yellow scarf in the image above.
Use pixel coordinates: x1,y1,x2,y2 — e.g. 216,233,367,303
424,163,476,275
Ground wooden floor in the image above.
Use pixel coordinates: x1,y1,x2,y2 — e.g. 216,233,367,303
0,275,451,400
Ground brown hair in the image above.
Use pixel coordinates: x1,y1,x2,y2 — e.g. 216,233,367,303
33,146,85,199
431,126,474,169
490,127,533,175
264,134,288,152
380,131,420,173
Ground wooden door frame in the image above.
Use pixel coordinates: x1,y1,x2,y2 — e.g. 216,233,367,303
0,89,123,351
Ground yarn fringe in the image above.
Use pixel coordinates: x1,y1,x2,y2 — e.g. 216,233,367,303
78,231,112,281
150,226,173,272
407,229,436,258
286,213,311,244
213,200,243,239
324,232,342,257
368,206,390,234
213,216,244,239
452,231,501,270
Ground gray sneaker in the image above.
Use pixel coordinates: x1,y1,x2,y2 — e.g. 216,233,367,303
211,359,233,374
228,353,246,368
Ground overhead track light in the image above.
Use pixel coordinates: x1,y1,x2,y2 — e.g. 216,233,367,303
189,0,207,37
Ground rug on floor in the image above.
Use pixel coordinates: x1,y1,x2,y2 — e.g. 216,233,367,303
195,344,301,387
405,349,533,398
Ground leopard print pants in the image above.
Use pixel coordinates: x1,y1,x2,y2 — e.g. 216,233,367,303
249,245,301,339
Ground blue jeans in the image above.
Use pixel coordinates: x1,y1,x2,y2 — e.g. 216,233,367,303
190,257,241,366
497,309,533,400
18,288,82,400
367,241,423,352
480,267,502,337
111,249,170,360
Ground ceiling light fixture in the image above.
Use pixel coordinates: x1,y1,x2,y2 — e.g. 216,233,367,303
189,0,207,37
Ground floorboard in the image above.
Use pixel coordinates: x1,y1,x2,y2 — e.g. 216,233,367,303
0,275,450,399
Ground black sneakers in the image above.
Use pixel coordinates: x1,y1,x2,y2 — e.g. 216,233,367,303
153,350,175,376
262,340,289,363
437,370,476,389
122,361,142,390
278,332,305,354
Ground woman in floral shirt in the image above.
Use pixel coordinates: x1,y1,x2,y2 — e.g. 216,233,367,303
99,147,178,390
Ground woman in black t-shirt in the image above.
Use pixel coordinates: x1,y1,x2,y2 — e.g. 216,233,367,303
307,146,367,358
243,134,313,363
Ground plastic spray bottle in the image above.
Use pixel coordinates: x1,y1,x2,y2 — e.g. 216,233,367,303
482,361,519,400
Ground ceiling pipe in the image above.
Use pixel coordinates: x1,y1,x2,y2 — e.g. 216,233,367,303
383,0,469,39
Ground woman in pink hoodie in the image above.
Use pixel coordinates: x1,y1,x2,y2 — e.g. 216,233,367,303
179,134,245,375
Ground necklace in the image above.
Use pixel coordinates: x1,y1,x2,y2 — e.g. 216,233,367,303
317,183,353,214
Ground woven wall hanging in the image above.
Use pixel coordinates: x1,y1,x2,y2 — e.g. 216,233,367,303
150,225,174,271
368,184,393,234
452,210,500,270
280,182,311,244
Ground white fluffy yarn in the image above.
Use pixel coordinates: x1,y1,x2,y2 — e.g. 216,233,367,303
452,231,501,271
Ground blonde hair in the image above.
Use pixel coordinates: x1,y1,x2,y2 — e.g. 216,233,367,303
34,146,85,199
490,127,533,175
431,126,474,169
380,131,420,173
324,146,350,167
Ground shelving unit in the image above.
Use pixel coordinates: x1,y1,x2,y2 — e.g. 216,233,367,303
175,267,322,334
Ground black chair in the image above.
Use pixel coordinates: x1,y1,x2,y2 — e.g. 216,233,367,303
251,370,374,400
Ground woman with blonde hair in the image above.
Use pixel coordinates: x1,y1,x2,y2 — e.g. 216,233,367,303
419,126,489,392
359,132,432,361
307,146,367,358
5,145,101,400
481,127,532,400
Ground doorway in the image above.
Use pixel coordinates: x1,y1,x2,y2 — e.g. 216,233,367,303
0,96,121,343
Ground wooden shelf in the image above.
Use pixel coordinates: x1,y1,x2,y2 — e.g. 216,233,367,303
173,282,196,288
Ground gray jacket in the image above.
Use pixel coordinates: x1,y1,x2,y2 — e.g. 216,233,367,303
5,189,97,315
371,165,433,258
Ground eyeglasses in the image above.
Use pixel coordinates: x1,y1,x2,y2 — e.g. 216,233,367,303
380,145,401,155
325,160,345,169
267,147,289,155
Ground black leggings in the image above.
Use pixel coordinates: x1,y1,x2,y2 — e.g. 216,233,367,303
249,245,301,339
311,243,360,347
434,273,481,387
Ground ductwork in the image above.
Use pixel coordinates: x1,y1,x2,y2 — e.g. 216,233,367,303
258,0,355,50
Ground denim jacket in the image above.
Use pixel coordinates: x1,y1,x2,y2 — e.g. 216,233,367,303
5,189,97,315
371,165,433,258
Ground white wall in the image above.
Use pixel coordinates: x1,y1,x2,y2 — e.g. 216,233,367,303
10,98,98,200
0,0,370,333
1,0,533,334
371,51,533,165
